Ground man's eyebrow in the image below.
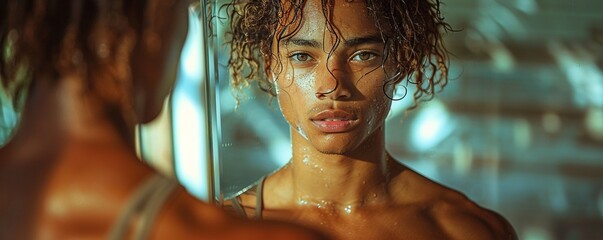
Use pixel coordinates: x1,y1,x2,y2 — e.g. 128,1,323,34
343,35,384,47
281,39,321,48
281,35,384,48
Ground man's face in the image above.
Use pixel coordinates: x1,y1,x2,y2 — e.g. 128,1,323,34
272,0,394,154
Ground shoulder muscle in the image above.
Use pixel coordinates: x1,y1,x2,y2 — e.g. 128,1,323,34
431,193,517,240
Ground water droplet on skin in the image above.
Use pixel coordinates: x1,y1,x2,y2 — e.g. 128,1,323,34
302,157,310,166
344,205,353,214
372,193,377,198
296,72,317,98
298,199,309,205
296,125,309,140
325,135,335,141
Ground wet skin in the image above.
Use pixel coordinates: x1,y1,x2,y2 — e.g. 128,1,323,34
227,0,517,239
273,0,393,155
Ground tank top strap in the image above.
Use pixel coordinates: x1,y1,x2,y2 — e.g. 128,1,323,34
228,194,248,218
254,176,267,219
108,173,178,240
225,176,267,220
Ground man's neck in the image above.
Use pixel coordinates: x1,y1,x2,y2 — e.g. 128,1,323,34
4,75,133,160
280,127,392,211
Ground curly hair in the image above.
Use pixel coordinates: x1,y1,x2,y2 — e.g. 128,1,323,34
0,0,176,110
225,0,452,104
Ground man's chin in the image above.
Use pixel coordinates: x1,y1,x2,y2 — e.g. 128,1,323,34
306,135,358,154
313,144,355,155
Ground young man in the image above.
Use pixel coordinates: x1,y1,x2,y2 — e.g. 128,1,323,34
0,0,325,239
224,0,518,239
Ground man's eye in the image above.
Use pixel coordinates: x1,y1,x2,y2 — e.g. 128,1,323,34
289,53,312,62
352,52,377,62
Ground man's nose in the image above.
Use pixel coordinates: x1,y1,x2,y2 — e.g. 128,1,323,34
314,60,352,100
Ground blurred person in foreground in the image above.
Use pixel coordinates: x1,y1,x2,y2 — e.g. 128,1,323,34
223,0,517,239
0,0,326,239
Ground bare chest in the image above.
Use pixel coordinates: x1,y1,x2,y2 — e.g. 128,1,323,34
263,207,449,240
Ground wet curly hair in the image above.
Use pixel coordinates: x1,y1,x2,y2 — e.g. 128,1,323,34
225,0,452,104
0,0,176,110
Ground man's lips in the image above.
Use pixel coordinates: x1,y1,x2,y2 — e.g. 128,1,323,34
310,110,357,121
310,110,358,133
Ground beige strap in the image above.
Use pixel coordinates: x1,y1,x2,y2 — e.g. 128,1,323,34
230,196,248,218
108,174,178,240
227,176,267,220
254,176,266,220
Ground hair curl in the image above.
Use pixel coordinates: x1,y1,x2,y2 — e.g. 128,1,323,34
225,0,452,104
0,0,175,110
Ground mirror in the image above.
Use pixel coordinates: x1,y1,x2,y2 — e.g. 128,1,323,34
211,0,603,239
138,2,221,203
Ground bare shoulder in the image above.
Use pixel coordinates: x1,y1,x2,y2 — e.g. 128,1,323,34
150,187,232,238
428,190,517,240
156,188,326,240
389,166,517,240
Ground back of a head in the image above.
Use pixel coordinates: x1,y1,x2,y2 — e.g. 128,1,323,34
0,0,188,123
0,0,189,238
1,1,331,239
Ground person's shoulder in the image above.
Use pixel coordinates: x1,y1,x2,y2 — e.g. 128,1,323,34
427,188,518,240
157,188,327,240
389,166,517,240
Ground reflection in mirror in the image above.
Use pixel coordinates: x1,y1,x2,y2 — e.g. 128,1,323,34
216,0,603,239
217,0,517,239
